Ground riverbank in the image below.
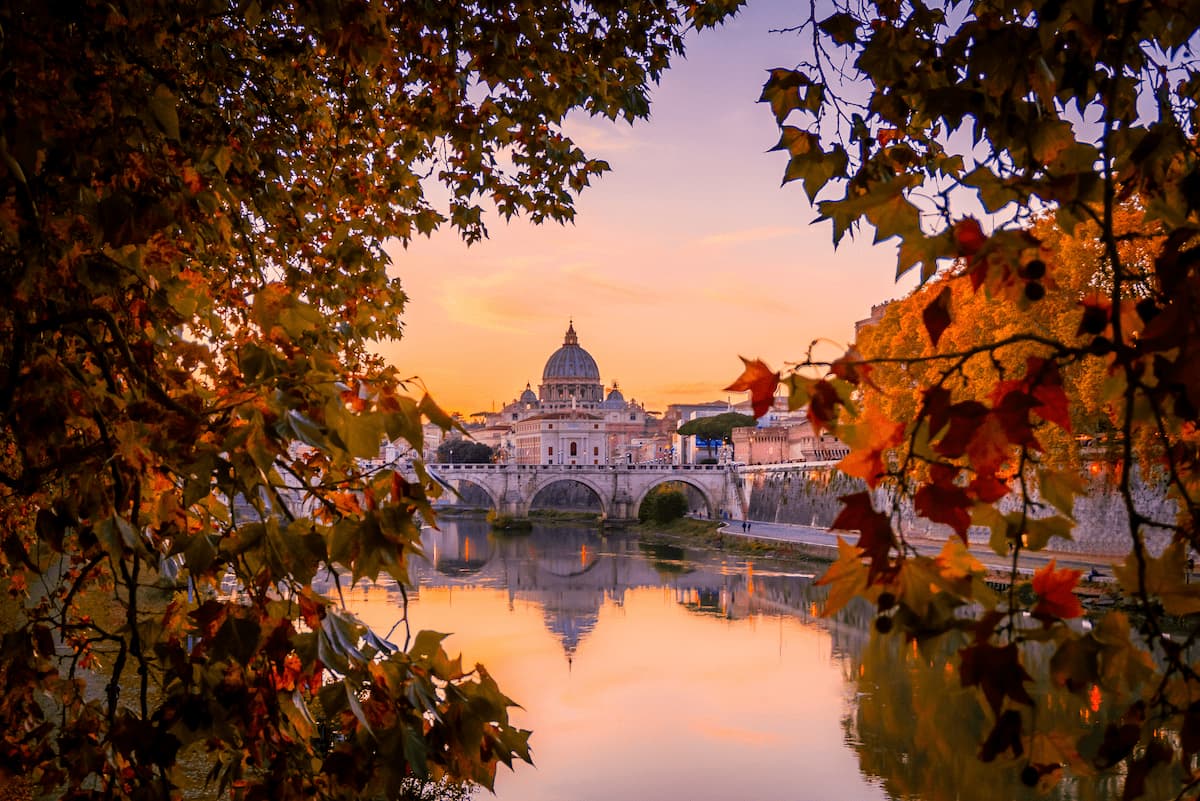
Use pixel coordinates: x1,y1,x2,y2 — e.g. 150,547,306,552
713,517,1122,579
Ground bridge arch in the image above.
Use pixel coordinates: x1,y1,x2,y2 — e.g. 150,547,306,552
440,477,500,513
521,475,609,518
525,474,604,520
633,477,718,520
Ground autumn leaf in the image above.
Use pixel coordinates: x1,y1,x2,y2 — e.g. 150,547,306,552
922,284,953,346
807,379,843,436
831,491,895,582
725,357,780,418
1112,541,1200,616
837,409,904,487
953,217,988,257
815,536,869,616
959,642,1034,714
979,709,1024,762
1032,559,1084,620
1027,358,1072,431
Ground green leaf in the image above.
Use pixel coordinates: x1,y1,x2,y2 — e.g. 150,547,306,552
962,166,1022,214
867,192,922,244
419,393,457,431
759,68,811,124
1022,515,1074,551
288,410,329,450
819,12,860,44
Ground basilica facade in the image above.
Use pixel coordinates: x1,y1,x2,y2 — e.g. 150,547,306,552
475,322,655,465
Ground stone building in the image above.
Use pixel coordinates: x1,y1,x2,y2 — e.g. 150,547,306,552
730,416,850,464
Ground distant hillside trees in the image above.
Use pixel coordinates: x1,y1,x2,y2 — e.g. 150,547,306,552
676,412,758,442
437,440,495,464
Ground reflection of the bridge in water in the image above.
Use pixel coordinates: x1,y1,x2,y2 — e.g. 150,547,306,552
320,518,873,662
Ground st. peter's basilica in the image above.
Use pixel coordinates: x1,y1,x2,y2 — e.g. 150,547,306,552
472,322,657,464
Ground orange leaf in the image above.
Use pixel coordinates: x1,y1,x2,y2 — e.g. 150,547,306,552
1032,559,1083,619
724,357,780,418
837,409,904,487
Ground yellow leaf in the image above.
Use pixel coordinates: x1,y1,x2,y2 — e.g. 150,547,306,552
1112,542,1200,616
816,537,868,616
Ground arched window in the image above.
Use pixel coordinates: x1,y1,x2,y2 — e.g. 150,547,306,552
570,442,578,456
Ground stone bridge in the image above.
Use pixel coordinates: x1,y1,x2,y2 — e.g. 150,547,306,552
427,463,744,522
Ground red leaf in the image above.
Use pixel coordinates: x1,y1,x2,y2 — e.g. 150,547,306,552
959,642,1034,713
991,387,1039,449
964,415,1012,478
913,483,972,541
922,284,953,347
876,127,902,145
1032,559,1084,619
830,353,873,387
1027,358,1072,431
953,217,987,257
923,386,953,437
933,400,989,458
724,357,780,419
808,379,841,436
831,491,895,582
968,474,1010,503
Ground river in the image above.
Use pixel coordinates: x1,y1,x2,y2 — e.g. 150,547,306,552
339,518,1130,801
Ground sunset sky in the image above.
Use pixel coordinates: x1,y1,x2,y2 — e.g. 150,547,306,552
379,0,919,415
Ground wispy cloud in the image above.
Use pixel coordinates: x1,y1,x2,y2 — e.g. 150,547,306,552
658,381,730,399
696,226,800,247
558,264,670,304
437,269,559,331
562,118,647,154
435,261,670,333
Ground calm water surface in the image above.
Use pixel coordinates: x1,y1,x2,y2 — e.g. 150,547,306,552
343,518,883,801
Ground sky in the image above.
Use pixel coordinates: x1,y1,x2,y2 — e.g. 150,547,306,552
378,0,918,416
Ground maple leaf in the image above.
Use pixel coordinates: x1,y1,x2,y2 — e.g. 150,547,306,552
933,400,989,458
991,387,1040,449
1112,541,1200,615
808,379,843,435
831,491,895,582
968,474,1011,503
914,482,972,541
1026,358,1072,431
964,414,1013,478
922,385,953,438
837,409,904,487
922,284,953,346
1032,559,1084,620
959,642,1034,713
815,536,869,616
830,352,874,387
979,709,1024,762
724,357,780,419
953,217,987,257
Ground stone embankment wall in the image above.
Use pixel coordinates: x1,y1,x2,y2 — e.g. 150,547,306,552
742,462,1175,558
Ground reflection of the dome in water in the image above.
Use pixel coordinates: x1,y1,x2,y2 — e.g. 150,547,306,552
397,519,836,662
